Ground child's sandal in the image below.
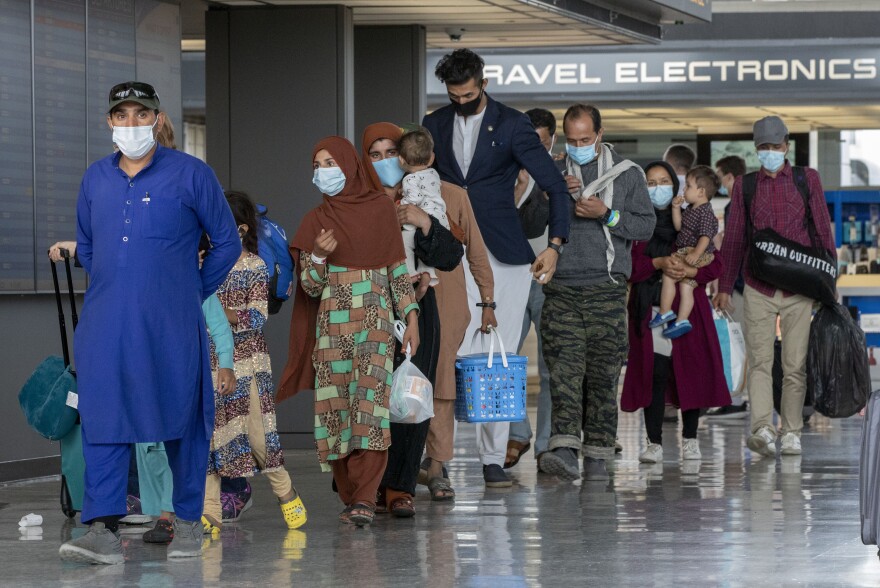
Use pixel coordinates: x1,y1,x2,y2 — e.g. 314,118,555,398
279,489,308,530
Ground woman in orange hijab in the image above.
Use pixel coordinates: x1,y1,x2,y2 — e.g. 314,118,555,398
361,123,494,509
279,136,419,527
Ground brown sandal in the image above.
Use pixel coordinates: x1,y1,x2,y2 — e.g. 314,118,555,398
504,440,531,469
389,495,415,518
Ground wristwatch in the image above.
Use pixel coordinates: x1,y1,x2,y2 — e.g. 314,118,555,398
548,242,564,255
599,208,613,225
476,301,497,309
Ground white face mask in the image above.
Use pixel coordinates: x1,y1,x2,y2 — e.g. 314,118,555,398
113,119,158,160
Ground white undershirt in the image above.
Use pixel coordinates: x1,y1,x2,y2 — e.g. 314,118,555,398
453,108,486,178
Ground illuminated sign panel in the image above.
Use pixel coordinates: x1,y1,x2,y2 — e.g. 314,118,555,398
427,46,880,102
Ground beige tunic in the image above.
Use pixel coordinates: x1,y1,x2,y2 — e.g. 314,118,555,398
433,182,494,400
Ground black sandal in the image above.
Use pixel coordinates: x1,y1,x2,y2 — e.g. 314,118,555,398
348,502,375,527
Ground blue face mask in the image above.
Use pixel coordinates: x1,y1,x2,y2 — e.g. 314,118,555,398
718,185,729,197
566,136,599,165
757,149,786,173
648,185,674,208
312,166,346,196
372,157,405,188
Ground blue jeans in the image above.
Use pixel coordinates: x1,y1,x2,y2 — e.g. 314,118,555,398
508,280,551,456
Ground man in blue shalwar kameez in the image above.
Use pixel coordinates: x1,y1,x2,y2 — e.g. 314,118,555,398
59,82,239,565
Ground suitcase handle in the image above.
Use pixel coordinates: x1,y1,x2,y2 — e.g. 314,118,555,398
61,249,78,330
49,249,77,367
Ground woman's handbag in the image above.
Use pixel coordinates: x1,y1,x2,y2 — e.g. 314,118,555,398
742,167,837,306
455,329,527,423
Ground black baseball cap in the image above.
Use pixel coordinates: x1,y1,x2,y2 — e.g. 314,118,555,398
108,81,160,113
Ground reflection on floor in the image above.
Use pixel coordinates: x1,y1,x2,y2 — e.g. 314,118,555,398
1,409,878,586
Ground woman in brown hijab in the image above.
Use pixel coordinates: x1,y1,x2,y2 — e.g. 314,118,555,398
279,136,419,527
362,123,494,506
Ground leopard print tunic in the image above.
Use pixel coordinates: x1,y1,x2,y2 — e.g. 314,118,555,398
299,251,418,471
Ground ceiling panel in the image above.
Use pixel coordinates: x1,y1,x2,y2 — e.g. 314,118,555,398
202,0,661,48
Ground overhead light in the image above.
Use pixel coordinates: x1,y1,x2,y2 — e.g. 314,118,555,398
182,39,205,52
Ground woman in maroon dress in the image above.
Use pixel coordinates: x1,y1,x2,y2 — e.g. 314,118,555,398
621,161,730,465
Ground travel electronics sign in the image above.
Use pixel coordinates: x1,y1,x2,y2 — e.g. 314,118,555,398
426,46,880,103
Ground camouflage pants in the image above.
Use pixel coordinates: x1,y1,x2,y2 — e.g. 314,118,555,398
541,280,628,460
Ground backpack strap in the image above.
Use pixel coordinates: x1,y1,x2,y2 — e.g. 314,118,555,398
792,166,821,249
741,171,759,243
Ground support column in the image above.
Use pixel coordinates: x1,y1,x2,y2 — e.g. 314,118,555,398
206,5,355,448
354,25,426,137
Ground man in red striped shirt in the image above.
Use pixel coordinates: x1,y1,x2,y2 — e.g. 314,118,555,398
713,116,835,459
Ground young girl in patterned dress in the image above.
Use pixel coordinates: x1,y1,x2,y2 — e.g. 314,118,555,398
201,191,307,533
279,136,420,527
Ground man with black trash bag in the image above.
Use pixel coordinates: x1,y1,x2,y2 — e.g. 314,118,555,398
713,116,836,459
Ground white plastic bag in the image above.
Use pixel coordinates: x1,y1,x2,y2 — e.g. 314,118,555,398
390,348,434,424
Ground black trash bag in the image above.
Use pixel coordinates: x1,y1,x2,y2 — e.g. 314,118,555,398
807,303,871,418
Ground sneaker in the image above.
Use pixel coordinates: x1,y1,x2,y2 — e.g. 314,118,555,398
119,495,151,525
143,518,174,544
639,442,663,464
167,519,204,558
614,439,623,454
681,459,701,476
482,464,513,488
704,402,749,420
780,432,802,456
682,438,702,460
59,522,124,565
221,483,253,523
279,491,308,530
664,320,692,339
540,447,580,481
648,310,676,329
536,452,552,474
747,425,777,457
582,457,609,481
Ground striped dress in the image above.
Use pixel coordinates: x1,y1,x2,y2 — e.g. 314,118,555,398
299,252,418,472
208,252,284,477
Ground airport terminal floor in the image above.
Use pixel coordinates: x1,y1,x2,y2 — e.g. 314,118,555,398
2,406,877,586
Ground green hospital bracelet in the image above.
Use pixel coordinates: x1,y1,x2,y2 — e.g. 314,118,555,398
605,209,620,228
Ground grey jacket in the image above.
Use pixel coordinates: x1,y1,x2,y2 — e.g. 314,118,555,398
553,149,655,286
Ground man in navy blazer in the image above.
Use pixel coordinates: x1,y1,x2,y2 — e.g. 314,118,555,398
422,49,570,489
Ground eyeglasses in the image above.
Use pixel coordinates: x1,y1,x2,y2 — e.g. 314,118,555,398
109,82,158,102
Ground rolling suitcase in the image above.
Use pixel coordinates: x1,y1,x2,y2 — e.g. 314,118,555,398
860,389,880,554
50,251,85,518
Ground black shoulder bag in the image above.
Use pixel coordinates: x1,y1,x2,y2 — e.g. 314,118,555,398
742,166,837,305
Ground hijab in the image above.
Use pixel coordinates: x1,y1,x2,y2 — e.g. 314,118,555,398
632,161,680,336
279,136,405,402
291,136,404,269
361,122,404,192
360,122,466,242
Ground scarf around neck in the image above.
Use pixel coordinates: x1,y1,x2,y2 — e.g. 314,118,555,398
566,144,645,282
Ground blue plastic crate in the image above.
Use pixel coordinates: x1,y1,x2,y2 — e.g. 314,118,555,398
454,352,528,423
